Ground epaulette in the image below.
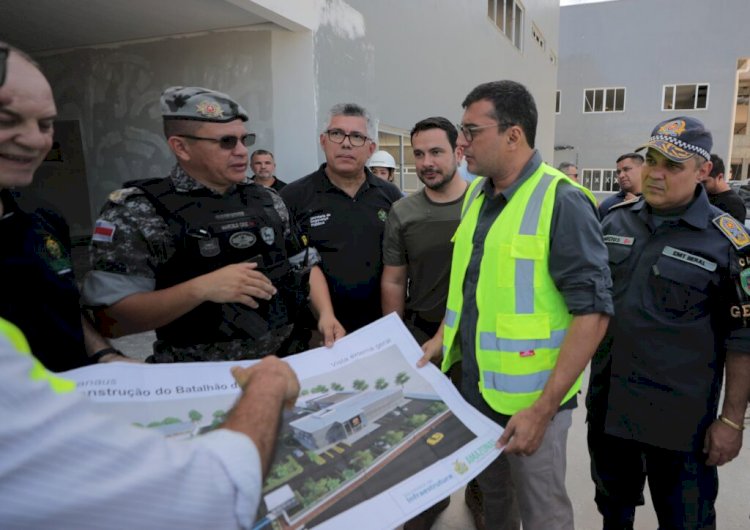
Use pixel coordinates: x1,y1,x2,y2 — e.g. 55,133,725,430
107,187,144,205
712,213,750,251
607,196,641,212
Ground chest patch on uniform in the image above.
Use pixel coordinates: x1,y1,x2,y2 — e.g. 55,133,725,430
310,213,331,227
260,226,275,245
42,235,71,275
662,246,717,272
378,209,388,222
740,269,750,297
198,237,220,257
229,231,256,249
603,234,635,246
92,219,116,243
712,213,750,250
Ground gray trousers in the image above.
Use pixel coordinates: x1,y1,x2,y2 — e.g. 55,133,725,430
476,408,574,530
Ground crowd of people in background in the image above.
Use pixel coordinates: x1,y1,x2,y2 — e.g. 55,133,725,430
2,39,750,530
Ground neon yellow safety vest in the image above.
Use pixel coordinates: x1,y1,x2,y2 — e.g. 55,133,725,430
442,164,596,415
0,318,75,393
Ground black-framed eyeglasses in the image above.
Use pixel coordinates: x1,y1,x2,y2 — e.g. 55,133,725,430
0,46,9,88
178,133,256,150
325,128,369,147
456,123,500,143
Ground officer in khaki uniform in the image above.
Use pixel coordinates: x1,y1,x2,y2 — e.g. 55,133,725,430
83,87,343,362
587,117,750,529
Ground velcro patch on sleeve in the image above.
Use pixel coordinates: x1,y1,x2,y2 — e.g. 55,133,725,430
712,213,750,250
92,219,116,243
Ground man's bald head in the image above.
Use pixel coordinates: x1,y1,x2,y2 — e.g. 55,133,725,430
0,44,57,189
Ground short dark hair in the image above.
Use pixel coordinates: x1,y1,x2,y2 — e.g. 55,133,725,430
461,80,537,148
410,116,458,150
709,153,725,178
557,162,576,172
616,153,644,165
163,119,202,140
251,149,274,162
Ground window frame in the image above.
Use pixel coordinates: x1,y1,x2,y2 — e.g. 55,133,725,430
555,90,561,114
661,83,710,111
581,168,619,193
582,87,626,114
487,0,525,51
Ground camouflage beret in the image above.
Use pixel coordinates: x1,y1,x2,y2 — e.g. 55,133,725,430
160,86,248,123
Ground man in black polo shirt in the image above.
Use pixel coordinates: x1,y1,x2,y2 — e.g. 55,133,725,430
701,153,746,222
281,103,402,334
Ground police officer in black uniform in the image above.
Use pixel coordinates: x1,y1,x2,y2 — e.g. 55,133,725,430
83,86,343,362
0,43,130,372
586,117,750,529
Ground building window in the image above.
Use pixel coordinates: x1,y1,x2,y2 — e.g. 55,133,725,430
734,83,749,135
377,126,416,193
582,169,619,192
531,23,544,50
584,88,625,113
549,50,557,65
662,83,709,110
555,91,561,114
487,0,524,50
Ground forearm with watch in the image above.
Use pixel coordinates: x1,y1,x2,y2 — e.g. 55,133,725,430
81,312,131,363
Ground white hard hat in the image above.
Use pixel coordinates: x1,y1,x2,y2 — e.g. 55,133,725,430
368,150,396,169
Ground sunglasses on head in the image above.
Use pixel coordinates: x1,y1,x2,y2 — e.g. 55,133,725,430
178,133,256,150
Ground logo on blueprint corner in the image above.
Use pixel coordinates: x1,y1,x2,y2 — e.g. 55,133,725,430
453,460,469,475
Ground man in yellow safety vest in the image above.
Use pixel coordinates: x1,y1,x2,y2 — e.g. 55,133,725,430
420,80,613,530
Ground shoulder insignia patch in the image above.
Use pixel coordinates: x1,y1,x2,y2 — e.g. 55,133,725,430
712,213,750,250
108,187,143,204
608,196,641,212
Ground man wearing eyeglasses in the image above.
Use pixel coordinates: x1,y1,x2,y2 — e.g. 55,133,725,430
419,81,612,529
281,103,402,337
557,161,578,182
82,86,344,362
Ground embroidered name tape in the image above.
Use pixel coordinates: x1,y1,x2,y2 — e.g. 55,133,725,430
604,234,635,246
662,246,716,272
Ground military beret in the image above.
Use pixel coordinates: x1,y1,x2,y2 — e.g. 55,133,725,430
160,86,248,123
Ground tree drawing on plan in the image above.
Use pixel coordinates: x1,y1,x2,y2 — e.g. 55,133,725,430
375,377,389,390
311,384,329,394
395,371,410,387
188,409,203,423
331,382,344,391
352,379,369,391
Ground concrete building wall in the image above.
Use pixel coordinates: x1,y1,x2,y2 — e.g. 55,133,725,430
23,0,562,233
36,29,278,235
554,0,750,196
312,0,561,162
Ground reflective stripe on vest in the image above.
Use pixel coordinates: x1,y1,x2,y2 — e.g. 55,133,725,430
0,318,76,393
444,308,458,328
483,369,552,394
479,329,567,352
515,173,556,313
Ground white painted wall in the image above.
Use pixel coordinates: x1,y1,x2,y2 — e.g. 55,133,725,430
313,0,561,161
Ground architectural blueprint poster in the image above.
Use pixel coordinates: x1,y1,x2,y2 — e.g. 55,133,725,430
64,314,504,530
